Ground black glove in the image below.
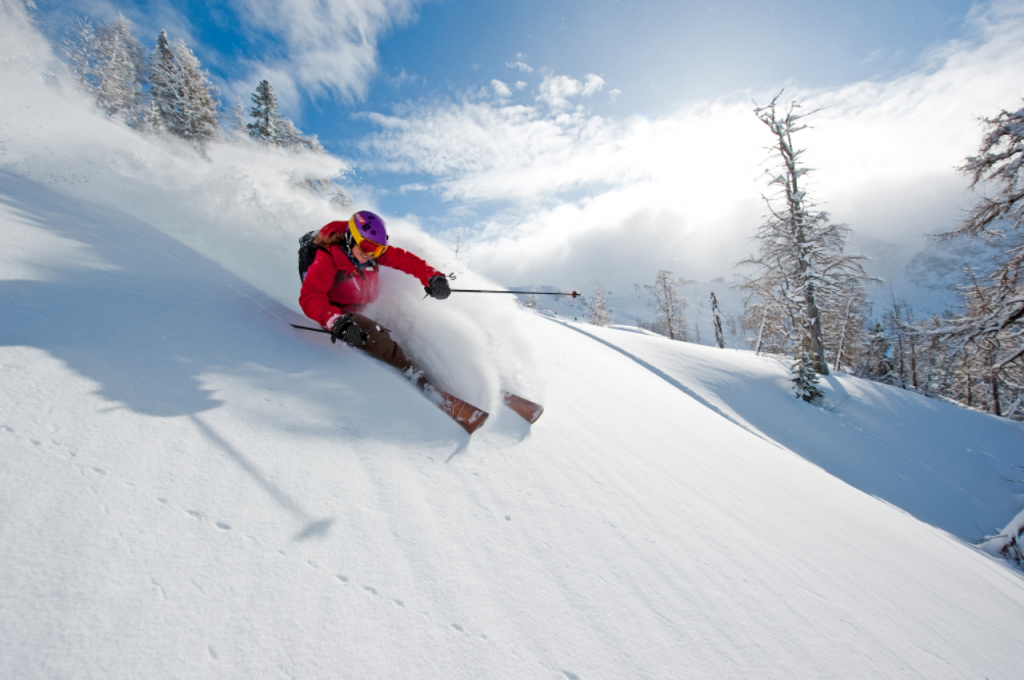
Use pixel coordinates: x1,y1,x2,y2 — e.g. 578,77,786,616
330,314,368,347
425,274,451,300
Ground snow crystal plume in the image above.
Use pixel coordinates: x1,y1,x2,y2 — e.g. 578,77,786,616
366,219,544,411
0,3,341,307
0,4,543,408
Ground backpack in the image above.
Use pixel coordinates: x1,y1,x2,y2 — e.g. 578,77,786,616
298,230,378,283
298,231,325,282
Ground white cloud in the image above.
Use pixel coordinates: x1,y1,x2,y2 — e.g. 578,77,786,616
358,1,1024,300
581,74,605,97
506,54,534,73
491,79,512,98
227,0,421,107
536,74,584,108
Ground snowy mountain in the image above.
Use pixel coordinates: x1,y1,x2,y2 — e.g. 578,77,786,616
3,4,1024,676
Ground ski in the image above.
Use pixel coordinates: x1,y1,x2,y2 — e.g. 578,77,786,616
502,391,544,424
291,323,489,434
416,375,489,434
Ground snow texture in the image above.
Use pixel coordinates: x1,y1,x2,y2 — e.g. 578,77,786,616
3,4,1024,676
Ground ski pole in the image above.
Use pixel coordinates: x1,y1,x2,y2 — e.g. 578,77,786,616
451,289,581,298
291,324,331,334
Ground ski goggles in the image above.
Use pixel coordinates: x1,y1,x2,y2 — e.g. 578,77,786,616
348,221,387,258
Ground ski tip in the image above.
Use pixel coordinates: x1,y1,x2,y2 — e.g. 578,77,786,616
502,391,544,424
436,391,489,434
459,409,489,435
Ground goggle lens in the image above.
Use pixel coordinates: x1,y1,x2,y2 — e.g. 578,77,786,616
358,238,385,257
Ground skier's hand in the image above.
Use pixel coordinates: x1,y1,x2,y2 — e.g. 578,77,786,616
330,314,368,347
426,275,451,300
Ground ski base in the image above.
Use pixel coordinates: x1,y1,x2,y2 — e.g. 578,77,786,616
502,391,544,424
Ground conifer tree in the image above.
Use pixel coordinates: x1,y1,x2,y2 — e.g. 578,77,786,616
587,284,613,327
149,30,176,131
66,15,148,127
792,353,825,404
172,39,221,146
229,98,249,138
248,80,284,143
246,80,324,152
149,32,221,146
858,321,894,382
64,18,97,85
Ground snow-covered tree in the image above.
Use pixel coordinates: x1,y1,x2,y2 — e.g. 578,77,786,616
149,31,221,146
646,270,689,341
823,280,870,372
857,321,894,382
919,99,1024,418
149,30,176,130
884,291,920,390
66,15,148,127
248,80,283,143
246,80,324,152
737,93,873,374
587,284,613,327
791,353,824,404
63,18,97,85
228,98,249,138
279,118,326,153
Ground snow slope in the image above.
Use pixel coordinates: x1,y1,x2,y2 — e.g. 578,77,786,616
4,3,1024,675
564,322,1024,543
4,169,1024,678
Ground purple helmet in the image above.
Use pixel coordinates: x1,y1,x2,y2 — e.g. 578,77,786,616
348,210,389,247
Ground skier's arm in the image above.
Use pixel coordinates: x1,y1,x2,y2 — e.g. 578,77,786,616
299,250,341,327
377,246,442,286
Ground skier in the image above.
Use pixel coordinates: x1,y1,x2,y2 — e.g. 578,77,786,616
299,210,451,375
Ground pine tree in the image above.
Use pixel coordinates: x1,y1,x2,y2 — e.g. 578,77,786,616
246,80,324,152
587,284,613,327
149,32,221,146
172,38,220,145
248,80,284,143
857,321,894,382
149,30,176,132
792,353,825,404
229,98,249,138
63,18,97,85
645,270,689,340
737,93,873,374
279,118,326,153
66,15,148,127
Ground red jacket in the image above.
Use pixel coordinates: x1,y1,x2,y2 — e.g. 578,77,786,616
299,221,443,327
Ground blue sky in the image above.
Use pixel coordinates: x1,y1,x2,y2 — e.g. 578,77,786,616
31,0,1024,296
41,0,978,165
